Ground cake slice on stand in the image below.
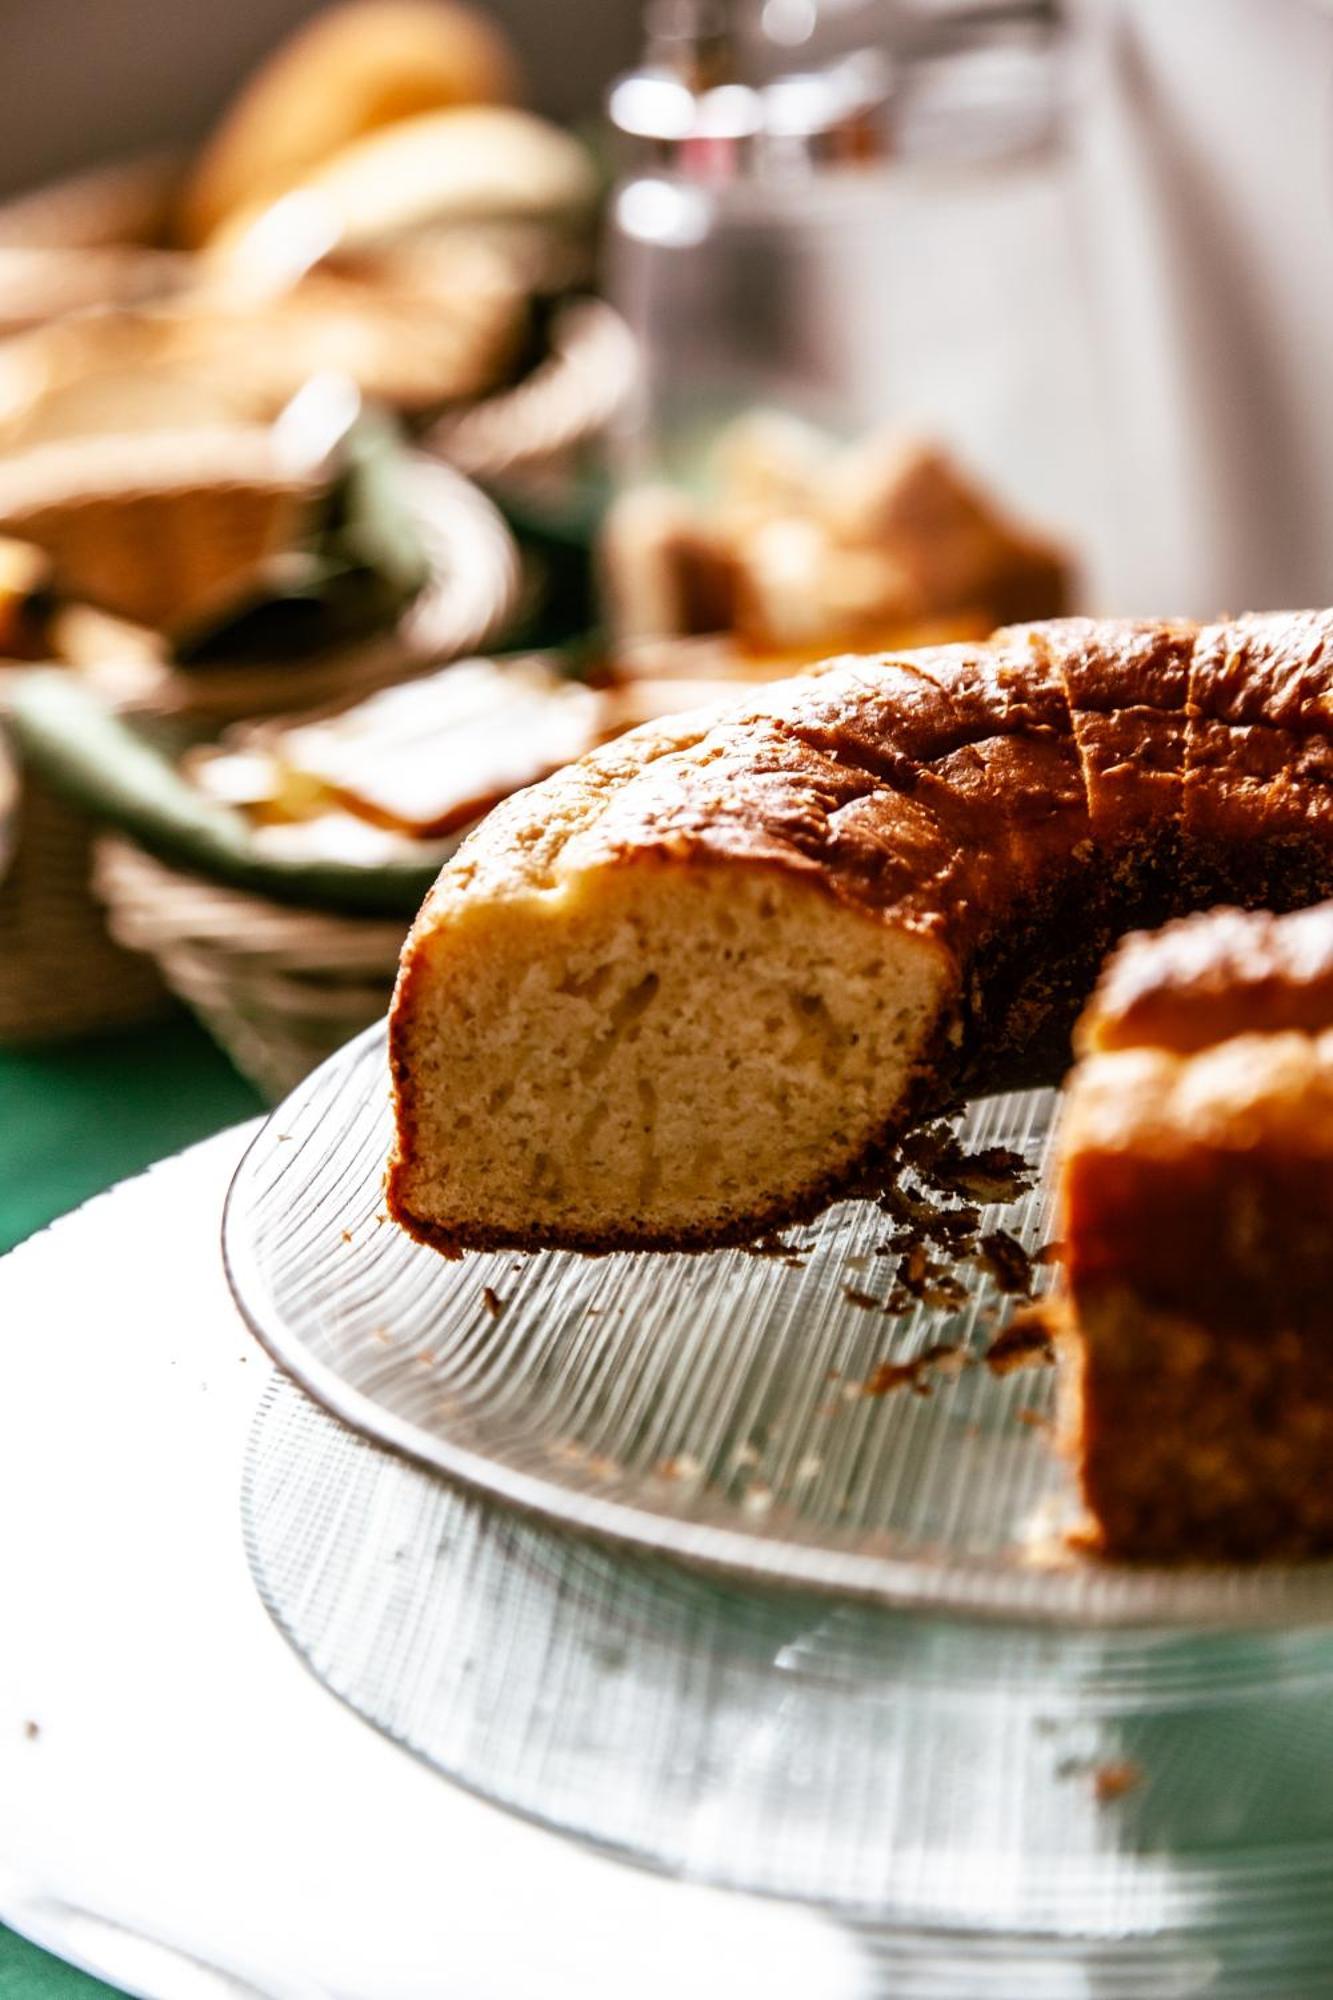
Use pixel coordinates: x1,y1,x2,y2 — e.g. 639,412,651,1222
1058,902,1333,1559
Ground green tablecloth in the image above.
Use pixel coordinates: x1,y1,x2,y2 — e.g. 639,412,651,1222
0,1929,121,2000
0,1012,260,1257
0,1010,262,1994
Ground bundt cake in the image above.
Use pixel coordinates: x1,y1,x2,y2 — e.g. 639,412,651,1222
1059,901,1333,1559
387,610,1333,1255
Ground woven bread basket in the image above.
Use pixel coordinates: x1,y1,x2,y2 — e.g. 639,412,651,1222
94,836,408,1100
0,246,190,339
0,455,516,1045
0,427,318,632
423,296,637,485
38,452,521,727
0,747,169,1043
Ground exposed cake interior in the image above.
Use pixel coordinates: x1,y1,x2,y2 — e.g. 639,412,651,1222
1059,945,1333,1558
389,859,953,1249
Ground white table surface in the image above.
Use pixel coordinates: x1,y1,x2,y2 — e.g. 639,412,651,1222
0,1126,865,2000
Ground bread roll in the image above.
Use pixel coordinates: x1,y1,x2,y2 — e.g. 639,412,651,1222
179,1,521,246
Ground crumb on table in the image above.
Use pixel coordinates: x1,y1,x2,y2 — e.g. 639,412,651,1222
1094,1759,1143,1803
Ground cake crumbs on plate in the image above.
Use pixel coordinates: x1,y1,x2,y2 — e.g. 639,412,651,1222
862,1340,962,1398
863,1356,928,1396
746,1233,808,1266
985,1301,1059,1375
923,1136,1034,1204
656,1453,703,1484
977,1228,1036,1296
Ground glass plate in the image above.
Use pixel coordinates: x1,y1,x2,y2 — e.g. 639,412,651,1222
223,1023,1333,1628
243,1374,1333,1994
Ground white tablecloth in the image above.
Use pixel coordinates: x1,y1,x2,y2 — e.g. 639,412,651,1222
0,1128,862,2000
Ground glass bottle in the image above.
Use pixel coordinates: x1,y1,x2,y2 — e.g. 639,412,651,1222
605,1,1123,611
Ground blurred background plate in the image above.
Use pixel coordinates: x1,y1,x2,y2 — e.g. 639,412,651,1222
223,1022,1333,1629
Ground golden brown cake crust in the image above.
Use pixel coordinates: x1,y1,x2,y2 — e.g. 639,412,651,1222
1191,609,1333,733
414,611,1333,948
1079,902,1333,1055
390,609,1333,1255
422,620,1182,934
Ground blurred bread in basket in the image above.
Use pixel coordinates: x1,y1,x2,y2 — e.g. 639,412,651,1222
204,106,599,292
0,0,604,505
186,654,608,865
601,413,1074,674
0,312,243,451
195,238,539,421
0,155,179,255
184,0,597,331
192,103,601,430
178,0,522,247
0,120,598,446
0,243,188,340
0,378,518,726
0,0,598,419
0,154,189,336
0,249,532,450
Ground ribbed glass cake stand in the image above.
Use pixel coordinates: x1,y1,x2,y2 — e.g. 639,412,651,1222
228,1024,1333,1992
